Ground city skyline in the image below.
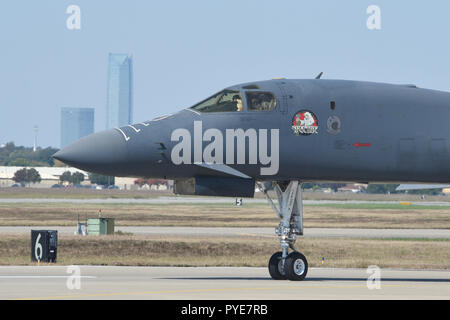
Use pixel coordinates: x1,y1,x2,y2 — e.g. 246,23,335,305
1,1,450,148
60,107,94,148
106,53,133,129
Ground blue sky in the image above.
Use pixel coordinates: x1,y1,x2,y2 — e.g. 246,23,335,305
0,0,449,148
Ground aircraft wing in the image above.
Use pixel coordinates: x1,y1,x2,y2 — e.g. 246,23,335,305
194,162,252,179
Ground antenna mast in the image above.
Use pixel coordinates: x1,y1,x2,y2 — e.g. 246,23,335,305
33,125,38,152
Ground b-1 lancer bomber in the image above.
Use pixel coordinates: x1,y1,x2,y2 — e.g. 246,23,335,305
54,76,450,280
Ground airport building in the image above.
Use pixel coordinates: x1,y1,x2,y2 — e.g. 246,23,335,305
106,53,133,129
0,166,89,188
114,177,171,191
0,166,171,191
60,107,94,148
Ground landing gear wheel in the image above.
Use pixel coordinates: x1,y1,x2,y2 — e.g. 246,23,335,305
268,252,286,280
284,252,308,281
259,181,308,281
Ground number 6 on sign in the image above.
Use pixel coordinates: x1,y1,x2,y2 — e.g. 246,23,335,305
34,233,43,260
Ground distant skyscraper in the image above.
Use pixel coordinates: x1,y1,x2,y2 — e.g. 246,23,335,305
60,107,94,148
106,53,133,129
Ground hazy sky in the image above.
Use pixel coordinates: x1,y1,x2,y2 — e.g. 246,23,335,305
1,1,449,148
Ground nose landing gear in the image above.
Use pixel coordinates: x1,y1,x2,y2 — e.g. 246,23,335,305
259,181,308,281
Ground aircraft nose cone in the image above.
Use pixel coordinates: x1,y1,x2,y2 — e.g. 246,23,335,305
53,129,128,175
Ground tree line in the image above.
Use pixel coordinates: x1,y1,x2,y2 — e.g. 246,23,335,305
12,168,41,185
2,142,115,186
58,171,114,186
0,142,58,167
12,169,114,186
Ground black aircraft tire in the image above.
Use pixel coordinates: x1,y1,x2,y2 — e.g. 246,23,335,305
268,252,286,280
284,252,308,281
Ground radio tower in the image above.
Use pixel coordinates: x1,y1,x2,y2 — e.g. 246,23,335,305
33,126,38,152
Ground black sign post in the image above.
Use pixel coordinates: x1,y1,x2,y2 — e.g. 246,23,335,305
31,230,58,263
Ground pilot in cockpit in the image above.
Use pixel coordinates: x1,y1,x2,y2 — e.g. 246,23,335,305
233,95,243,111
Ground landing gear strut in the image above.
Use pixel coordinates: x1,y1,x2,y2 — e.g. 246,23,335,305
258,181,308,281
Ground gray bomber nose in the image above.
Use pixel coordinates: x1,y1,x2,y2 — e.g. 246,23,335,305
53,129,128,175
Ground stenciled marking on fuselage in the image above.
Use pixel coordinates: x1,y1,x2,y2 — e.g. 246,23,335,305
170,121,279,175
114,128,130,141
127,125,141,133
152,114,173,121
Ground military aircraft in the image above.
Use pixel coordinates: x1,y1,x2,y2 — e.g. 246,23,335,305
53,76,450,281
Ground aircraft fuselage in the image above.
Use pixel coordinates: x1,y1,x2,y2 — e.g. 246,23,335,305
54,79,450,184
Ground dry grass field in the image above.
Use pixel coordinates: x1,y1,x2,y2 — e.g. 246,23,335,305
0,188,448,269
1,233,448,269
0,202,449,229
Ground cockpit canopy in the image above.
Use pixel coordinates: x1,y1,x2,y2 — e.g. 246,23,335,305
190,89,277,113
246,91,277,111
191,90,242,113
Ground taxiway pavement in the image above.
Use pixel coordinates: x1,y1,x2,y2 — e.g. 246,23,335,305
1,266,448,300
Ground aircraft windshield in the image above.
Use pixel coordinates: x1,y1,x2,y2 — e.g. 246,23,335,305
191,90,243,113
246,92,277,111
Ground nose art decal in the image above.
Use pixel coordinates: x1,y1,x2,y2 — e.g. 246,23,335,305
292,110,319,136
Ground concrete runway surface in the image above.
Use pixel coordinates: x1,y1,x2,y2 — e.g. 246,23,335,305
1,266,449,300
